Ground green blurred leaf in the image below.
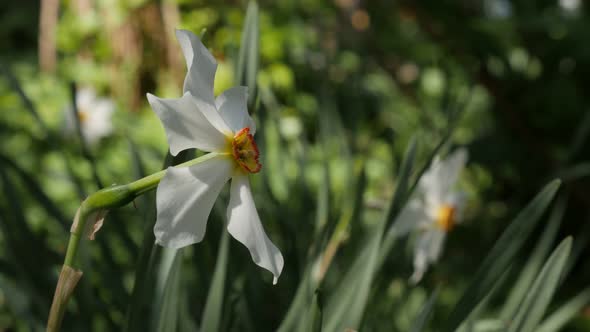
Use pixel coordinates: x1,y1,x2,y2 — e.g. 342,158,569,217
442,180,561,332
127,150,194,332
200,230,229,332
236,0,259,108
0,153,68,229
380,136,417,263
409,287,439,332
276,267,314,332
322,224,382,332
555,162,590,183
507,237,572,332
500,195,566,321
124,140,156,332
536,287,590,332
154,249,183,332
309,289,323,332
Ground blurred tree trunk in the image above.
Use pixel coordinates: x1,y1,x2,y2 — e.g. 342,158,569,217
39,0,59,73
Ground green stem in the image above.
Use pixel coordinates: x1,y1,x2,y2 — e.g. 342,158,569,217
47,152,224,332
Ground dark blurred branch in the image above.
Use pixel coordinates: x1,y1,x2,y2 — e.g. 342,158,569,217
69,83,104,189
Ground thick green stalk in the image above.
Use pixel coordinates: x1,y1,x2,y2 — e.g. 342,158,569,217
46,152,223,332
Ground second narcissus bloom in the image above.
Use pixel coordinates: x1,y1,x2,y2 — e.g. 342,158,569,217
394,148,468,283
64,87,115,145
147,29,283,284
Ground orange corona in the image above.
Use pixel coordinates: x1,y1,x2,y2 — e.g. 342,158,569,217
231,127,262,173
78,110,88,123
435,205,456,232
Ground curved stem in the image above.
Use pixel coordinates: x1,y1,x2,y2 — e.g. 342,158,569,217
46,152,222,332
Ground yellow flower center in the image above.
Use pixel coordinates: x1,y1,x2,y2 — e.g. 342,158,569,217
435,205,456,232
231,127,261,173
78,110,89,124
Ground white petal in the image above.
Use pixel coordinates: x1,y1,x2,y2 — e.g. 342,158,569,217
147,92,227,155
391,198,429,236
154,155,233,248
227,175,284,284
426,229,446,261
419,148,468,207
216,86,256,134
76,87,97,109
410,230,446,283
410,248,428,284
175,29,217,105
192,93,233,137
444,191,468,224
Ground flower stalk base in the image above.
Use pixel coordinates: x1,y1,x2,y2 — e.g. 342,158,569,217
46,152,218,332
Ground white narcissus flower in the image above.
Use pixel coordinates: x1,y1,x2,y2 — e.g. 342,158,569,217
147,30,284,284
65,87,115,145
394,148,468,283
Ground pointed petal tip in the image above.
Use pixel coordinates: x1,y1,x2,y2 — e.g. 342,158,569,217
146,92,157,103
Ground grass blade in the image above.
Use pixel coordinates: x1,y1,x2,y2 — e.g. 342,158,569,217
154,249,183,332
499,195,566,321
0,153,69,229
309,289,323,332
126,149,194,332
507,237,572,332
380,136,417,263
536,287,590,332
409,287,439,332
442,180,561,332
200,230,230,332
322,224,382,332
236,0,259,108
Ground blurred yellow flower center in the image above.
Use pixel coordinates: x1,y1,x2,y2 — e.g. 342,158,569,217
436,205,456,232
78,110,89,123
231,127,261,173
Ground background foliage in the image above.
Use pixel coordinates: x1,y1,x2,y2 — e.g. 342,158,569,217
0,0,589,331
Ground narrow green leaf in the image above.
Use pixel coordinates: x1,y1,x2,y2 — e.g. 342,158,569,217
442,180,561,332
409,287,439,332
127,150,194,332
69,82,103,189
472,319,506,332
236,0,259,108
200,230,230,332
154,249,183,332
500,195,566,321
124,140,156,332
323,224,382,332
309,289,323,332
555,162,590,183
380,136,418,264
0,153,69,229
276,267,314,332
507,237,572,332
536,287,590,332
0,62,47,132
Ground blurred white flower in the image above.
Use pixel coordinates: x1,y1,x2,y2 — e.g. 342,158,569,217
559,0,580,12
65,87,115,145
147,30,283,284
394,148,468,283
